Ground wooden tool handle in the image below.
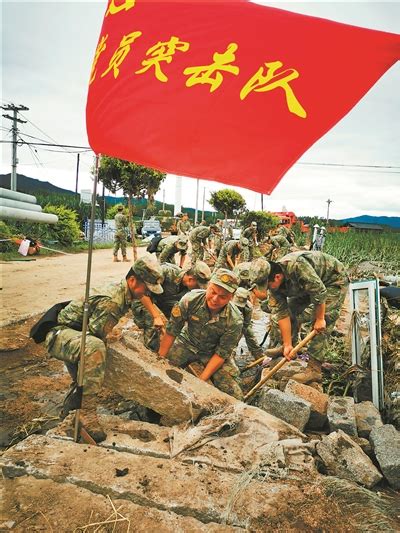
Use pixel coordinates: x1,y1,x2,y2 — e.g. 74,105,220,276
244,330,317,401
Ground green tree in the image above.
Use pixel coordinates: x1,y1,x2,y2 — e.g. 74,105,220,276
209,189,246,228
240,211,280,240
97,156,166,259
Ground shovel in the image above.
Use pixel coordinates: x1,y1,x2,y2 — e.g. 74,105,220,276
244,330,317,402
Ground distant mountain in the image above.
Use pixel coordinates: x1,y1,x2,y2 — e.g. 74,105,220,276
0,173,76,196
340,215,400,229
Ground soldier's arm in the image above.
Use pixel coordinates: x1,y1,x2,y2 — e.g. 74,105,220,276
140,295,166,331
226,253,235,270
278,316,294,360
159,297,188,357
179,252,186,268
199,354,225,381
159,244,172,263
88,297,121,340
294,258,327,305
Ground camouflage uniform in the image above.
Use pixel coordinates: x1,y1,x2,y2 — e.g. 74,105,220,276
212,231,223,257
131,262,211,352
177,218,191,235
45,280,133,395
265,235,291,261
113,211,128,257
157,235,188,264
250,252,349,360
166,289,244,400
189,226,211,262
277,225,295,245
233,288,263,358
45,256,164,395
242,226,257,260
215,240,243,270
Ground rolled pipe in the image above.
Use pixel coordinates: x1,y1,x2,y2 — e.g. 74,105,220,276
0,206,58,224
0,197,42,212
0,187,37,204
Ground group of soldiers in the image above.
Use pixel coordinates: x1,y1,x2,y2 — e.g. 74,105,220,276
42,212,348,443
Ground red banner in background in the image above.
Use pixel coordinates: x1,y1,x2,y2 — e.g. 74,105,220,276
86,0,400,194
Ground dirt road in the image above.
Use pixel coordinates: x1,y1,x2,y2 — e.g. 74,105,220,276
0,248,147,326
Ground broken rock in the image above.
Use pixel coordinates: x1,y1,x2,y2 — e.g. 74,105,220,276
255,388,311,431
316,430,382,488
285,379,328,429
327,396,357,436
369,424,400,489
354,401,383,438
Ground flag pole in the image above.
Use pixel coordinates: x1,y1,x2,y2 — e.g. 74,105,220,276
73,154,99,443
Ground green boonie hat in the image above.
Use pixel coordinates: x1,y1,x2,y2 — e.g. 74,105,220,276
132,255,164,294
117,205,124,211
190,261,211,287
210,268,239,294
176,236,188,251
251,221,257,226
240,237,249,246
249,258,271,291
233,287,249,308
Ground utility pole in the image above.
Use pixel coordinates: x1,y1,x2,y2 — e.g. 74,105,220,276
75,153,80,197
162,189,165,211
201,186,206,222
326,199,333,226
1,103,29,191
261,194,264,211
194,178,200,225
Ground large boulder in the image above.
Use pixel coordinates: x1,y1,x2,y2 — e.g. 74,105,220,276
369,424,400,489
285,379,328,429
354,401,383,438
327,396,357,436
255,388,311,431
316,430,382,488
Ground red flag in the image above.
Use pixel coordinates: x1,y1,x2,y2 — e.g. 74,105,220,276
86,0,400,194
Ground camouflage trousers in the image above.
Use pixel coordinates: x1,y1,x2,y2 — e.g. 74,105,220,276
243,325,263,358
113,231,127,257
269,284,348,361
241,245,254,262
168,338,244,400
190,241,204,263
131,300,164,352
45,326,106,395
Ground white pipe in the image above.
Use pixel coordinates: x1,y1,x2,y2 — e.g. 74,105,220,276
0,197,42,212
0,187,37,204
0,206,58,224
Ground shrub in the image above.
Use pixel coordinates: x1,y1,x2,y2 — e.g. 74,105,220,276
0,221,15,252
42,205,81,245
240,211,280,240
107,203,128,219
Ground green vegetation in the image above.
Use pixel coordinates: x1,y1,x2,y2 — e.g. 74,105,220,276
209,189,246,220
324,231,400,270
241,211,280,240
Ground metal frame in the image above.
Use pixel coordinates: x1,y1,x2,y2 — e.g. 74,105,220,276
349,279,384,410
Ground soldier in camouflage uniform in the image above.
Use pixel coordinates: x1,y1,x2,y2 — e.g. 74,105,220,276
131,261,211,352
249,251,349,362
189,224,219,263
264,234,291,261
215,238,248,270
156,235,188,266
177,213,191,236
277,225,296,245
242,221,258,260
113,205,129,262
158,269,244,400
45,255,163,442
212,227,224,258
233,287,263,359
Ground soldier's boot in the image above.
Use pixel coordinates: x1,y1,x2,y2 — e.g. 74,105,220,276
78,395,106,443
60,383,80,419
113,255,120,262
122,255,129,262
291,357,322,384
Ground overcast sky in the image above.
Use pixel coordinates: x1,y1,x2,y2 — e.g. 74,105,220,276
1,1,399,219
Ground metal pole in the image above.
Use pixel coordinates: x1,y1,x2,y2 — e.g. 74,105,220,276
11,109,18,191
261,194,264,211
101,181,105,225
326,199,333,226
73,154,99,443
75,153,80,197
194,178,199,225
201,186,205,222
162,189,165,212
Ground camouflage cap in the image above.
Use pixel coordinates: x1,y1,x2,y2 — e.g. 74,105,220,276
190,261,211,287
233,261,251,284
240,237,249,247
249,257,271,291
131,255,164,294
117,204,124,211
251,221,257,227
175,236,188,251
232,287,250,308
210,268,239,294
